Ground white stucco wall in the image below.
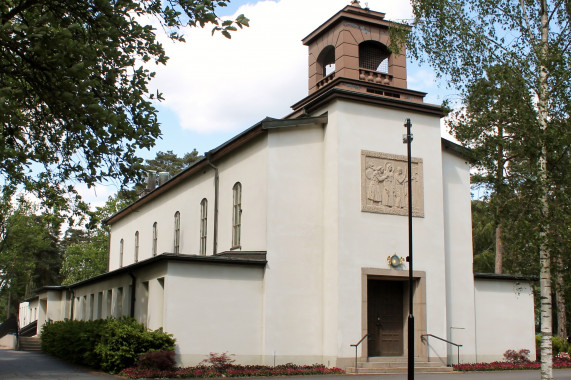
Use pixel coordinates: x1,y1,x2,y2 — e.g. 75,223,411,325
108,136,269,270
164,261,264,366
72,274,134,321
474,278,536,362
330,99,448,361
264,121,329,365
35,290,69,335
442,148,478,364
19,300,36,328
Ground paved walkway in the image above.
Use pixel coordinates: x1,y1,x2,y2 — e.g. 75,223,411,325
1,349,571,379
0,350,118,379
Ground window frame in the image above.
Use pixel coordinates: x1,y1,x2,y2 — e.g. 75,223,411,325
174,211,181,254
152,222,158,256
232,182,242,248
200,198,208,255
119,238,124,267
134,231,139,262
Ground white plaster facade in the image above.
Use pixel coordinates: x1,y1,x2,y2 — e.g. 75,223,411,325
19,3,535,369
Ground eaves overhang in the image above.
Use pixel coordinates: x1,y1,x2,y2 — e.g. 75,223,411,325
29,251,267,294
291,82,444,118
474,272,538,282
302,5,410,46
441,139,473,162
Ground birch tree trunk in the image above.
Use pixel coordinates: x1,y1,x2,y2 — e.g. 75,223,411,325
538,0,552,378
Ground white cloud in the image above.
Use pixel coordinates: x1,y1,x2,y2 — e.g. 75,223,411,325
150,0,413,134
407,68,436,90
74,183,115,209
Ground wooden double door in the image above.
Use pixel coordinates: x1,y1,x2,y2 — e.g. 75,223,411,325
367,279,404,356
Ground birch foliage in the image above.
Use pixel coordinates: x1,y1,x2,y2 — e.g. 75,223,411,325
399,1,570,378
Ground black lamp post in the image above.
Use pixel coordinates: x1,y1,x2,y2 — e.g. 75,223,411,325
403,118,414,380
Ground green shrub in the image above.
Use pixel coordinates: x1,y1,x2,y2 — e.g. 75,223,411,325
41,319,106,367
95,317,175,373
535,334,570,357
41,317,175,373
553,336,570,355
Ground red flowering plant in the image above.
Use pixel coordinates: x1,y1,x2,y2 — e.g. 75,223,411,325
503,349,530,364
120,353,345,379
453,348,571,372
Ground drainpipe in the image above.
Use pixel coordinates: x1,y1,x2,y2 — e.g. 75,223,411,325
205,151,219,255
129,273,136,318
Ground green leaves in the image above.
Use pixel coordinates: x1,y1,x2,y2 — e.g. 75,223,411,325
0,0,248,209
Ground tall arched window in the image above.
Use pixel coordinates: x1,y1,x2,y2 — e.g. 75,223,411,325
134,231,139,262
119,239,124,267
232,182,242,248
174,211,180,254
152,222,158,256
359,41,390,73
200,199,208,255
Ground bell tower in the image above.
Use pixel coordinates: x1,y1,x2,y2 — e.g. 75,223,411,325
291,1,435,116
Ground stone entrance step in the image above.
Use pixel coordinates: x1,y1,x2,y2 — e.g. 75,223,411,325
19,336,41,351
346,357,453,375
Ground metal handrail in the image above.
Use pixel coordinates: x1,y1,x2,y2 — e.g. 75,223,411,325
350,334,368,374
421,333,462,365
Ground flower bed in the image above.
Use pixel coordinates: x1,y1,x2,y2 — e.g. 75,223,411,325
454,360,571,372
121,363,345,379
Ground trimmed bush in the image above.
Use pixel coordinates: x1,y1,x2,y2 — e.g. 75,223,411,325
41,317,175,373
41,319,106,367
136,350,176,371
95,317,175,373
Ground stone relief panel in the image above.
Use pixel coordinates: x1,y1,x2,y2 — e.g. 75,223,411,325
361,150,424,217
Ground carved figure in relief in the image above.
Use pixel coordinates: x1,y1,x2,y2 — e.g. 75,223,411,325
412,167,420,209
366,163,386,204
383,163,395,207
394,167,407,209
361,151,423,217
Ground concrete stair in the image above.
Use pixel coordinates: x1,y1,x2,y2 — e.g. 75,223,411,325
346,357,453,374
19,336,41,351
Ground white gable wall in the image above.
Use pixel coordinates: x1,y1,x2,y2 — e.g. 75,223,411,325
332,99,449,361
264,121,328,365
442,149,477,364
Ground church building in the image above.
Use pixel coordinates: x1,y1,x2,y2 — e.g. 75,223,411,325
19,2,535,372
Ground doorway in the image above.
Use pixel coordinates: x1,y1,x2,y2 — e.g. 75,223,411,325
367,279,404,356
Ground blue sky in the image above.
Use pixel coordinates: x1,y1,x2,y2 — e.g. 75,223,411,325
80,0,453,205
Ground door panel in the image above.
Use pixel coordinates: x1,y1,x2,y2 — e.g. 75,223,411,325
367,280,404,356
